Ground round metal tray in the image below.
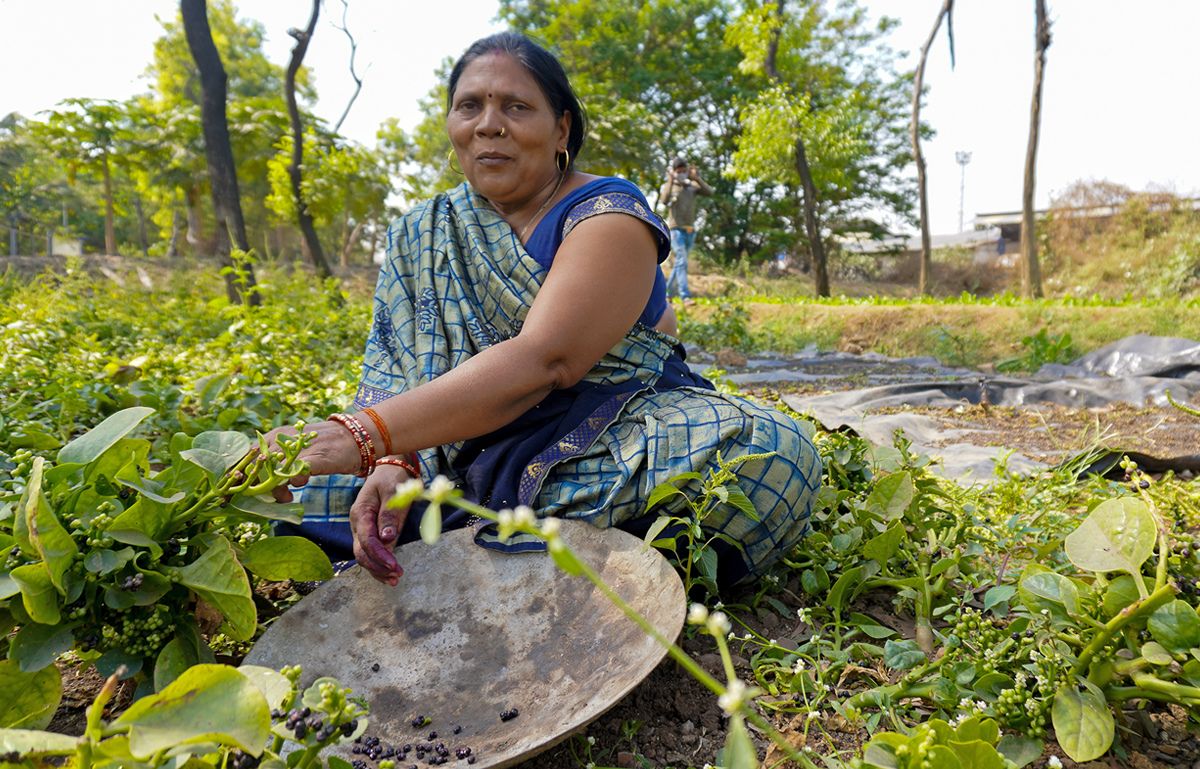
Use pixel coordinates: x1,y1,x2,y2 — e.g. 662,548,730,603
243,520,685,768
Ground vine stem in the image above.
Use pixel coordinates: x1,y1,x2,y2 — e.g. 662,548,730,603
1071,584,1176,679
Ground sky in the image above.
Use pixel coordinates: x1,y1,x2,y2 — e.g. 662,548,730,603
2,0,1198,236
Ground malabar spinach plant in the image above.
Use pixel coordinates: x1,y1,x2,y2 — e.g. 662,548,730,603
0,407,333,725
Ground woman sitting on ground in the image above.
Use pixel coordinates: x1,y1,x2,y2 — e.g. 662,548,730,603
267,32,821,590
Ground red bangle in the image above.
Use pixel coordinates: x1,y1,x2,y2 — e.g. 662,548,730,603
328,413,376,477
376,457,420,478
359,407,393,458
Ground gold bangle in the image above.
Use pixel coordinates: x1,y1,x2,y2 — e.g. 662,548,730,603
376,457,420,478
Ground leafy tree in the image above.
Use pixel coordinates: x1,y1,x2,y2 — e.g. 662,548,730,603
726,0,919,295
266,130,391,265
382,59,460,203
0,113,78,243
35,99,135,255
500,0,784,263
147,0,315,109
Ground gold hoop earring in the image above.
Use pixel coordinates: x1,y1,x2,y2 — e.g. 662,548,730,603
447,149,464,175
557,149,570,174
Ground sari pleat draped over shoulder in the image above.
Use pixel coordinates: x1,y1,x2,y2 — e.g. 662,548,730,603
286,181,822,587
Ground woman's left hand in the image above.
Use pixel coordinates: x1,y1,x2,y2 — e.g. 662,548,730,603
264,420,364,503
349,464,412,586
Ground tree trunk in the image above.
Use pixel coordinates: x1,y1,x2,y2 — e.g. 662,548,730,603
134,195,150,256
794,139,830,297
342,218,368,266
286,0,336,280
765,1,830,297
166,208,181,257
1021,0,1051,300
912,0,955,296
181,0,260,306
185,186,203,253
102,154,116,255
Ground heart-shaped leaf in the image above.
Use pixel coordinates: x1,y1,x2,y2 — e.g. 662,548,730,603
1052,683,1114,762
1064,498,1156,578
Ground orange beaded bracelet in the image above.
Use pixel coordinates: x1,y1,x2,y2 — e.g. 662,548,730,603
328,413,376,477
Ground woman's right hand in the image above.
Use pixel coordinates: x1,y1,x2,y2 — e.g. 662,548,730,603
264,420,364,503
349,464,413,586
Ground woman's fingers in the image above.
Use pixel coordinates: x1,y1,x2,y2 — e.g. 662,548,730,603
349,472,410,585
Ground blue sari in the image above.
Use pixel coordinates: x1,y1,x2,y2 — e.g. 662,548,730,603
284,179,821,587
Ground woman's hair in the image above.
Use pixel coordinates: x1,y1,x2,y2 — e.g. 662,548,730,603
447,32,586,171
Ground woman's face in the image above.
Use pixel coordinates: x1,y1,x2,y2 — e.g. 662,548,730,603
447,52,571,209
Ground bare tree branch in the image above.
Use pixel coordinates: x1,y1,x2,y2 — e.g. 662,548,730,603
912,0,955,296
331,0,370,135
1021,0,1052,299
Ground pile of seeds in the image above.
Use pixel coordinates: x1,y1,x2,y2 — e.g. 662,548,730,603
347,709,519,767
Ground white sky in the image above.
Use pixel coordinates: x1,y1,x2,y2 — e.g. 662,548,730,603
2,0,1198,235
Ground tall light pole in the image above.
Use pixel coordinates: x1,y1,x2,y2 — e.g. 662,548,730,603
956,151,972,233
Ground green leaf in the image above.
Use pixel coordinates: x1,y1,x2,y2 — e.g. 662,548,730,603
862,523,904,563
11,563,61,624
1052,684,1115,762
1147,599,1200,652
983,585,1017,613
58,407,156,465
25,484,78,592
697,546,719,584
0,659,62,729
10,427,62,451
1019,570,1080,622
973,673,1015,703
828,565,865,611
1102,575,1153,621
642,515,675,551
719,715,758,769
85,547,135,575
178,448,225,483
163,535,256,641
238,666,293,711
155,636,199,692
646,481,686,511
113,664,270,757
848,612,895,639
0,571,18,601
1063,497,1157,578
420,501,442,545
11,457,43,557
724,483,759,522
996,734,1044,768
239,537,334,582
10,622,74,672
946,740,1003,769
196,373,232,410
96,647,144,679
192,431,252,474
110,496,173,542
0,728,77,756
866,471,913,521
1140,641,1173,665
883,639,926,670
801,566,830,596
226,495,303,524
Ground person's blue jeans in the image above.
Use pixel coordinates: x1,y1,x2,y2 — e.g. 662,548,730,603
667,228,695,300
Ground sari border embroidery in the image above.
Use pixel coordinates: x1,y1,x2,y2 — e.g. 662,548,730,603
561,192,668,243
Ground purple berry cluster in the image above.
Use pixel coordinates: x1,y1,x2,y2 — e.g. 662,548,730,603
271,706,354,743
499,708,519,722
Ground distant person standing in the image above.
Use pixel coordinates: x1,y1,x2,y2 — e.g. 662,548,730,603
660,157,713,306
